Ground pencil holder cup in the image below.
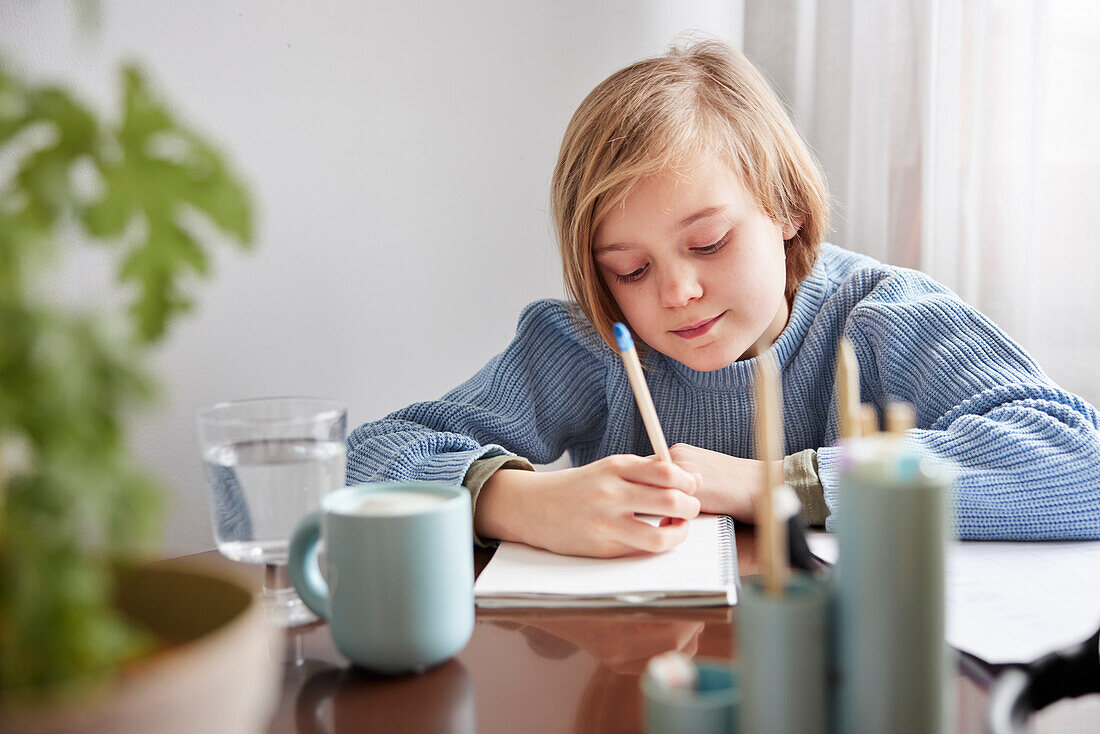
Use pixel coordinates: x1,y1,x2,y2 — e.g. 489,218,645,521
642,659,738,734
737,572,832,734
836,436,955,734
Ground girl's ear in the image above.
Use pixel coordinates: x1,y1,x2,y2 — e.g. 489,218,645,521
782,216,804,241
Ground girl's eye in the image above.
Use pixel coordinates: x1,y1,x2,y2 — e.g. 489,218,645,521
692,233,731,255
615,265,648,284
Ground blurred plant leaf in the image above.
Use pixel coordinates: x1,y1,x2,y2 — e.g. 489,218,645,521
0,68,99,297
82,65,252,342
0,57,253,699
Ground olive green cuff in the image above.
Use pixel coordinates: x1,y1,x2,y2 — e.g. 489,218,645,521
784,448,828,527
463,454,535,547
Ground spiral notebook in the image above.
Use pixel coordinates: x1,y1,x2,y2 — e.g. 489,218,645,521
474,514,738,608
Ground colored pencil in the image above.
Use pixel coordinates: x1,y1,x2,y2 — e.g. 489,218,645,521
612,323,671,463
836,338,861,439
754,354,787,596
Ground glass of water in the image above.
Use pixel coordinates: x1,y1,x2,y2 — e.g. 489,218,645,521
197,397,347,627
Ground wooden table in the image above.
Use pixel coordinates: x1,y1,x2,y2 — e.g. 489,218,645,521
186,526,995,734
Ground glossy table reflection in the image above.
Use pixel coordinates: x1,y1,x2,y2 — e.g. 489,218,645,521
186,525,994,734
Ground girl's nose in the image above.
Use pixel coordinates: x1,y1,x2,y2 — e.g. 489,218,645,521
658,262,704,308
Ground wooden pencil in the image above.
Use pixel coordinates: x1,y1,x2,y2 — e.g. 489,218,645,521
754,354,787,596
612,324,672,463
885,401,916,434
860,404,879,436
836,338,861,439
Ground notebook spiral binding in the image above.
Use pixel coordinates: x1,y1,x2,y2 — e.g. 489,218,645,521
717,514,737,586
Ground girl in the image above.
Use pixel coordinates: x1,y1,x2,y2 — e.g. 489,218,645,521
347,39,1100,557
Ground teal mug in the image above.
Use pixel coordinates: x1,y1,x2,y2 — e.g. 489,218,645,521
288,482,474,674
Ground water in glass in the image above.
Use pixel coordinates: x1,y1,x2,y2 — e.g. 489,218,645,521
204,437,346,564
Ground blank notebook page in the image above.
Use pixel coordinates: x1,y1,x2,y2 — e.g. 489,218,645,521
474,514,737,605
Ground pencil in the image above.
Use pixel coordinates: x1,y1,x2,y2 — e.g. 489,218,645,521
754,354,787,596
836,338,861,439
612,323,671,463
860,404,879,436
885,401,916,434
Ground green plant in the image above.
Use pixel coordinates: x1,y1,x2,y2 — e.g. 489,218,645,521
0,60,252,697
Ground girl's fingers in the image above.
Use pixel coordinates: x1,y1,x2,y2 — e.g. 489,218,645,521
611,455,698,493
613,514,691,554
624,485,701,520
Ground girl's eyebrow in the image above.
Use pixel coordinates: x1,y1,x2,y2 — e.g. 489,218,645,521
678,205,726,228
595,205,727,254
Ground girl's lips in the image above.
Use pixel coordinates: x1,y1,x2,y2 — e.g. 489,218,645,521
671,312,724,339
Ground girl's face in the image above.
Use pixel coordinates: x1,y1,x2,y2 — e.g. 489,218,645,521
593,156,796,372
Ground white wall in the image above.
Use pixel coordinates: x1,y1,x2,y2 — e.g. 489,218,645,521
0,0,741,555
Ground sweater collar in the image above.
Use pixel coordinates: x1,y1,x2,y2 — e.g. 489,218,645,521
658,253,831,390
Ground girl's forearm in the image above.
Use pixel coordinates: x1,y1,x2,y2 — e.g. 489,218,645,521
474,468,538,544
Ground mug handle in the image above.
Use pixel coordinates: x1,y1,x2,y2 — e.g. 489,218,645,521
288,511,330,620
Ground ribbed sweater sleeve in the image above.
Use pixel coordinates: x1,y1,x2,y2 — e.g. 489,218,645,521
346,300,609,487
815,270,1100,539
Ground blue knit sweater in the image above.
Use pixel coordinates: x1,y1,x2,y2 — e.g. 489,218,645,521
348,244,1100,539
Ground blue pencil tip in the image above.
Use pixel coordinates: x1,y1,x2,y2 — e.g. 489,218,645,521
612,322,634,351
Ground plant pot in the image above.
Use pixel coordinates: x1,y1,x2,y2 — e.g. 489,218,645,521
0,562,284,734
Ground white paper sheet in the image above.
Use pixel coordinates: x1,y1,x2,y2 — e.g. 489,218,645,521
474,515,737,607
806,531,1100,664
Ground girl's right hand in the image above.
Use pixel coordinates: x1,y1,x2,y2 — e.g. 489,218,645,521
474,454,702,558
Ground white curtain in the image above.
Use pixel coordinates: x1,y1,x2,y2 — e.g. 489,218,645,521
740,0,1100,406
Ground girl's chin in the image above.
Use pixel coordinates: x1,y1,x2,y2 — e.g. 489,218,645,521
682,360,737,372
674,347,744,372
656,331,756,371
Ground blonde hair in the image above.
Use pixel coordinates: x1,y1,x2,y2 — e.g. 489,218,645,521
551,38,829,353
